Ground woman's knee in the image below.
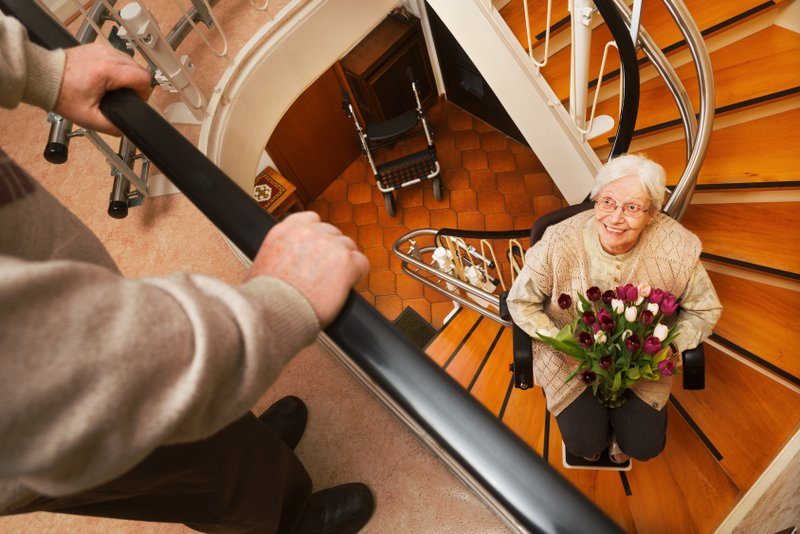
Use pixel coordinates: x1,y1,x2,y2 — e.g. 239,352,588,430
618,432,666,461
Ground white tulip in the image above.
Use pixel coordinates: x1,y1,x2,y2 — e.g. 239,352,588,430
594,331,607,344
635,296,644,306
653,323,669,341
577,300,585,313
647,303,660,315
637,282,652,298
625,306,638,322
611,299,625,314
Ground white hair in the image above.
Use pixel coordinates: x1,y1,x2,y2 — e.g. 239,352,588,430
589,154,666,212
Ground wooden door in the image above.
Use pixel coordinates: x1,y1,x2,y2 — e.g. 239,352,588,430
266,66,361,204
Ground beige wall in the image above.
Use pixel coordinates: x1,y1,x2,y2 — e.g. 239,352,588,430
732,448,800,533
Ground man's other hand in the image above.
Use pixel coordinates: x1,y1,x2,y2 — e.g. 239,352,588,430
54,43,151,136
247,212,369,327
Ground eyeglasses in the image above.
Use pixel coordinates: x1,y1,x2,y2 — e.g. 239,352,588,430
594,196,650,217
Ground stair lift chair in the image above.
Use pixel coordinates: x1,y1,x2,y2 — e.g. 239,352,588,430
498,203,706,469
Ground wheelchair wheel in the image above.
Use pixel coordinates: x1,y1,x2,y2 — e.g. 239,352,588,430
432,177,443,201
383,191,396,217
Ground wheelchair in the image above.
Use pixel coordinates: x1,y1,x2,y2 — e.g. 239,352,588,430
342,78,442,217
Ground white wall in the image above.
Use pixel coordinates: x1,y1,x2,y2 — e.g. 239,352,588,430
200,0,398,195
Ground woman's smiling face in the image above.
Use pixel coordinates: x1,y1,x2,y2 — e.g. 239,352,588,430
593,175,654,255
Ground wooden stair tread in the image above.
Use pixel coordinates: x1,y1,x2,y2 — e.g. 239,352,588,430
499,0,570,52
546,414,637,532
707,270,800,378
671,344,800,490
649,107,800,186
591,25,800,146
541,0,780,102
443,317,504,388
681,201,800,274
424,308,483,366
469,327,515,414
500,386,548,456
624,403,740,533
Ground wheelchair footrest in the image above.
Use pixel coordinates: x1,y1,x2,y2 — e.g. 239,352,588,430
377,147,438,189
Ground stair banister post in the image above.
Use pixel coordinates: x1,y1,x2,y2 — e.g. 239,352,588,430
568,0,595,130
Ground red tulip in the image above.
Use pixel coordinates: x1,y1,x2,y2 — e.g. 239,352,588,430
586,286,602,301
602,290,615,305
649,289,665,304
644,336,662,355
625,285,639,303
600,355,612,369
578,332,594,348
580,370,597,384
581,311,596,325
557,293,572,310
625,334,641,352
640,309,654,325
660,295,679,315
658,359,676,376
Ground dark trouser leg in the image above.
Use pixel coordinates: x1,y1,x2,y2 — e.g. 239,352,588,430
11,413,312,534
555,388,611,458
610,394,668,461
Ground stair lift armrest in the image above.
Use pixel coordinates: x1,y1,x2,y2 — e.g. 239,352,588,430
681,343,705,390
501,292,534,390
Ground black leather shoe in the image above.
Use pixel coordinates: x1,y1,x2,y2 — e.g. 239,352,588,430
257,396,307,450
296,483,375,534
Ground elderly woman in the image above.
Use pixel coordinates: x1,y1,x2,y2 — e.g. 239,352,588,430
506,154,722,464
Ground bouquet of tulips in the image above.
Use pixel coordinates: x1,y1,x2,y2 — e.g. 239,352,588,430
536,283,681,407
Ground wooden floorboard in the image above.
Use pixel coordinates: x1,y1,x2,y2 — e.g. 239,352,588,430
681,202,800,274
546,415,638,532
671,345,800,491
624,404,740,533
501,386,548,457
707,270,800,379
591,25,800,146
540,0,782,102
443,318,504,388
424,308,482,367
649,107,800,186
469,328,515,414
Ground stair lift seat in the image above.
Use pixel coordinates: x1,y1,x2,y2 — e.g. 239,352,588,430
498,203,707,470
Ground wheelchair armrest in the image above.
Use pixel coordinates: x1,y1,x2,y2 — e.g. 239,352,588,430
500,292,534,390
681,344,705,390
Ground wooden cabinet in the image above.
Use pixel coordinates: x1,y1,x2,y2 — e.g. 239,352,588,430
340,14,436,124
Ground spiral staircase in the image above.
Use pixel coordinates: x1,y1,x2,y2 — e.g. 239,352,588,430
5,0,798,531
414,0,800,530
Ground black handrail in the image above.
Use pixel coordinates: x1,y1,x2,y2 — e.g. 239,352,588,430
0,2,621,532
594,0,639,158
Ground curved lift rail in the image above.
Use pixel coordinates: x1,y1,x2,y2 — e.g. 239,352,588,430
0,1,621,532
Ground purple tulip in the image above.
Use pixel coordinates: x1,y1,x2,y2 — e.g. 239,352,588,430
660,295,679,315
601,318,616,333
616,284,628,300
577,332,594,348
586,286,602,302
581,311,596,325
658,359,676,376
625,334,641,352
644,336,662,355
602,290,615,305
557,293,572,310
580,370,597,384
591,322,600,333
640,309,654,325
597,309,611,322
649,288,665,304
599,355,612,369
625,285,639,303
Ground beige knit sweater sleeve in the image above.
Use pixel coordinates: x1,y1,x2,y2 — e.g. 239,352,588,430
0,13,66,110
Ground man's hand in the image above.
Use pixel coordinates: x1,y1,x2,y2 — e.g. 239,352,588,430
54,43,151,136
247,211,369,327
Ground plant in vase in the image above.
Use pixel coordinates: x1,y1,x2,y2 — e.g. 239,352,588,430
537,283,681,408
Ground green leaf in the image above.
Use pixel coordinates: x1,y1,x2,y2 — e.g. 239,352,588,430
592,381,599,396
565,366,581,383
627,366,641,380
613,371,622,391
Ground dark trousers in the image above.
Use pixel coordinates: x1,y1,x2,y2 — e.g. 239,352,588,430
555,389,667,461
11,413,312,533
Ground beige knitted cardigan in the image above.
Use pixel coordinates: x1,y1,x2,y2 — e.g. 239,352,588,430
517,211,701,416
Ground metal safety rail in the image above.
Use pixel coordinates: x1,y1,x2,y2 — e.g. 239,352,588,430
511,0,714,220
0,1,622,532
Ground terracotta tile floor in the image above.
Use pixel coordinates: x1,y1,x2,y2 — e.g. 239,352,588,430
308,99,567,328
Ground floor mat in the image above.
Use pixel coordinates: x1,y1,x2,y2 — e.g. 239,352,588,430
393,307,438,350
